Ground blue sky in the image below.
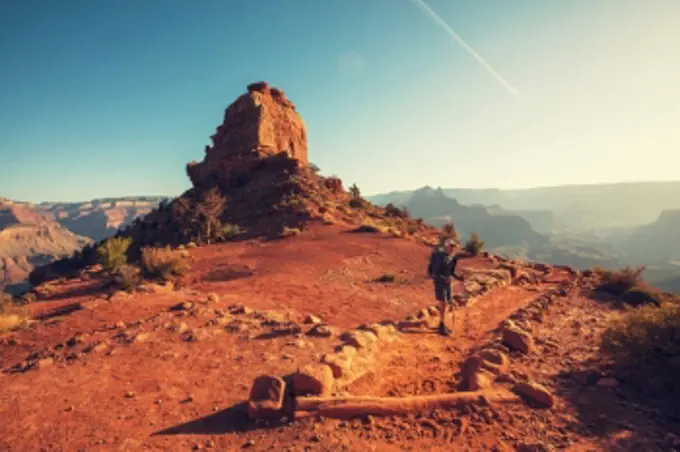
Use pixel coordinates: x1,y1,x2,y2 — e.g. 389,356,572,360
1,0,679,202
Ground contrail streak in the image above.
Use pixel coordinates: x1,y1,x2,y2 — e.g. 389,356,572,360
411,0,521,97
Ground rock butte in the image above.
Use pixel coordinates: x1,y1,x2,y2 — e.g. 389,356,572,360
186,81,308,189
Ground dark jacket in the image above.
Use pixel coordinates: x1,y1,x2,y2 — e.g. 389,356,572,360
428,247,463,283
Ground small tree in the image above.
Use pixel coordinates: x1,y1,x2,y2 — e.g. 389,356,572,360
97,237,133,272
464,232,484,256
195,187,227,242
349,183,361,199
309,163,321,175
440,221,459,244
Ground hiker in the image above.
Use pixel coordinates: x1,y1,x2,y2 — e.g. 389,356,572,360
427,238,465,336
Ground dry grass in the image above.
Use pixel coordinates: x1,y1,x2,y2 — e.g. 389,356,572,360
140,246,189,281
111,264,141,291
0,293,28,333
464,232,484,256
596,265,646,296
601,300,680,386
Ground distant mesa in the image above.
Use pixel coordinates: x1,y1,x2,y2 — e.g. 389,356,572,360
186,81,308,190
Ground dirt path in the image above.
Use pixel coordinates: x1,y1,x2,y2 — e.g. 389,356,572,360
346,269,574,398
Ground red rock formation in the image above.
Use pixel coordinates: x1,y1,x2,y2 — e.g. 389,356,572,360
186,82,308,189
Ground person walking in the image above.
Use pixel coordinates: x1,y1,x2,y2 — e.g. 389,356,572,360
427,238,465,336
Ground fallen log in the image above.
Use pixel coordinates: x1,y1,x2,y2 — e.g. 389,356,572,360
295,389,520,419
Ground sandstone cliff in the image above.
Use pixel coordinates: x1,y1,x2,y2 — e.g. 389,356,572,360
186,82,308,190
0,200,92,293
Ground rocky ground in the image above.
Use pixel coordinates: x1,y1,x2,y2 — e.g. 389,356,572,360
1,225,679,451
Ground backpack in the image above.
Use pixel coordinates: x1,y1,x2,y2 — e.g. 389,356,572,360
428,247,448,278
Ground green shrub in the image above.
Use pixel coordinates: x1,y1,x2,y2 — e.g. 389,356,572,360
141,246,189,281
597,265,646,296
97,237,133,272
601,302,680,382
349,183,361,198
464,232,484,256
385,203,409,218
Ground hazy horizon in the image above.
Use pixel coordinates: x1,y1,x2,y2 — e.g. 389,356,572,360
2,0,679,202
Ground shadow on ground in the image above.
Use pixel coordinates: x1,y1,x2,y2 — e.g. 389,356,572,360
554,358,680,451
152,402,291,436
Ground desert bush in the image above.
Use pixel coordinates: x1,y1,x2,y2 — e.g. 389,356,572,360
385,203,409,218
464,232,484,255
282,226,301,237
621,286,664,306
220,223,245,240
0,292,28,333
597,265,646,296
112,264,141,291
309,163,321,174
141,246,189,281
97,237,133,272
601,301,680,386
440,221,459,244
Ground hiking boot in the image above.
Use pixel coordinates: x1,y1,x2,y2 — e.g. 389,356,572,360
438,322,452,336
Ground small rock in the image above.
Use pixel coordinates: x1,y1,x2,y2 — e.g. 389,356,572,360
340,330,378,349
242,440,255,448
303,315,323,325
502,327,534,354
595,377,619,389
247,376,286,420
307,324,333,338
207,293,220,303
513,381,554,408
517,443,553,452
36,357,54,369
125,391,135,398
232,305,253,315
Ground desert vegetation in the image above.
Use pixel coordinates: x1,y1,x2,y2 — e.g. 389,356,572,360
96,237,133,272
140,246,189,281
0,292,28,333
464,232,485,255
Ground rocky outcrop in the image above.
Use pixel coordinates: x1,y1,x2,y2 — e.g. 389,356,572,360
186,82,308,190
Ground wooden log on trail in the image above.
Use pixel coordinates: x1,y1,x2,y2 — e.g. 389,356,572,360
295,390,521,419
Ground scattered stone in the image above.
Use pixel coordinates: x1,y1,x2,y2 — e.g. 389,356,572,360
303,315,323,325
513,381,554,408
307,324,334,338
206,293,220,303
232,305,253,315
358,323,396,340
595,377,619,389
133,332,150,343
292,364,334,396
170,301,194,311
322,353,353,378
502,327,534,354
125,391,135,398
341,330,378,350
479,349,510,375
66,335,85,348
247,375,286,419
36,357,54,369
242,440,255,449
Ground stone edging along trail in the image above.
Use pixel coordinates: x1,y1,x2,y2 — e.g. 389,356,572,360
246,260,572,421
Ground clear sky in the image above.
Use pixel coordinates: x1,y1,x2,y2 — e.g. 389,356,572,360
1,0,679,203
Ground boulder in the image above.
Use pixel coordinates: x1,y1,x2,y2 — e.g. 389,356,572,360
513,381,554,408
292,364,334,396
247,375,286,419
502,327,534,354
